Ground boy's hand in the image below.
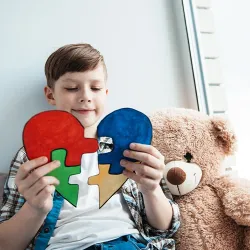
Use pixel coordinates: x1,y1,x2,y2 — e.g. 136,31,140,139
121,143,165,195
15,157,60,216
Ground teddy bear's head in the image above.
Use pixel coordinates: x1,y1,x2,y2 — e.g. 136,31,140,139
150,108,236,195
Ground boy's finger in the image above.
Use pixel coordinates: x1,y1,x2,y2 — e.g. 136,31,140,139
19,160,60,191
34,185,55,208
17,156,48,180
123,150,161,169
129,143,163,160
26,176,59,198
121,161,162,180
123,169,158,188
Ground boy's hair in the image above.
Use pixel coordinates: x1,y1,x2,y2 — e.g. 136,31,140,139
45,43,107,88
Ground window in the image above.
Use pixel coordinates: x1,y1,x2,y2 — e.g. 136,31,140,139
183,0,250,179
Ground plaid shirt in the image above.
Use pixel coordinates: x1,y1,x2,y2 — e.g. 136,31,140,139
0,138,180,250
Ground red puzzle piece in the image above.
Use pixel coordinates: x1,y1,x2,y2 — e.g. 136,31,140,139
23,110,99,165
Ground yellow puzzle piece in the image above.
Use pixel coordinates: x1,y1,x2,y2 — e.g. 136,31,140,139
88,164,128,208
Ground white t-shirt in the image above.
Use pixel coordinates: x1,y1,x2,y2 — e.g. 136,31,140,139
46,152,139,250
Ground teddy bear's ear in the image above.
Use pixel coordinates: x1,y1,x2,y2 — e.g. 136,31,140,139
211,117,237,155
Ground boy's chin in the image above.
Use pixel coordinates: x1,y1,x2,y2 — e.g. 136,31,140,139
78,118,98,132
70,112,99,135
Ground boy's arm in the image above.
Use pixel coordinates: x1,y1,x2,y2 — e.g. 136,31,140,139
122,143,180,236
143,181,179,228
142,185,173,230
0,203,46,250
0,148,41,250
0,148,59,250
141,179,180,237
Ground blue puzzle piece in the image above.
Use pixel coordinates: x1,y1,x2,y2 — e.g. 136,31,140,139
97,108,152,174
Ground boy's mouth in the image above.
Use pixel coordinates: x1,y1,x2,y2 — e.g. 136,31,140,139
72,109,95,115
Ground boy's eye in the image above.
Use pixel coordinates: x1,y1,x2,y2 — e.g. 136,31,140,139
65,88,78,91
91,87,102,91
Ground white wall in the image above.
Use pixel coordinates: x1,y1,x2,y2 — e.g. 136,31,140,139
211,0,250,179
0,0,197,173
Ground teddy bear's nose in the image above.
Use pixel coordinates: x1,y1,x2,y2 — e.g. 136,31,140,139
167,167,186,185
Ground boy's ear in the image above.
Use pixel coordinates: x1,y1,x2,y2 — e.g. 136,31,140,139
44,86,56,106
106,89,109,95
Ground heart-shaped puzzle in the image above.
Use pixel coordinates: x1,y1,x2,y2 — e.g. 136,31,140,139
23,108,152,208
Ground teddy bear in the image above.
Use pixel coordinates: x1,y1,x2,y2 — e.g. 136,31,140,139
149,108,250,250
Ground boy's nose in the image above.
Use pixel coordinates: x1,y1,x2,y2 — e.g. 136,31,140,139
79,99,91,103
78,89,92,103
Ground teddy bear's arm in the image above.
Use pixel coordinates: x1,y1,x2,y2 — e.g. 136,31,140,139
213,176,250,226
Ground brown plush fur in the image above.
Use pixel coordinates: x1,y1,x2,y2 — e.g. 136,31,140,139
150,108,250,250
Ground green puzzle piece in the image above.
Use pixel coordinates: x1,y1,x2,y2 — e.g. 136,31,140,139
47,149,81,207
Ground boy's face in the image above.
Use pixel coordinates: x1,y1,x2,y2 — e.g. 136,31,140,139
44,64,108,130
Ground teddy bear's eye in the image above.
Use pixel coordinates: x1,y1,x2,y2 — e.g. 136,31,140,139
184,152,193,163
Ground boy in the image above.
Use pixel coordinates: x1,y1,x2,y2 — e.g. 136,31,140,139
0,43,180,250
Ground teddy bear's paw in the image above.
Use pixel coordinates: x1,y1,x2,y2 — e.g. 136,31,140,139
223,189,250,226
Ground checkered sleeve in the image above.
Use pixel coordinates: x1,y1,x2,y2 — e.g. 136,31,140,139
0,147,27,223
141,178,181,238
